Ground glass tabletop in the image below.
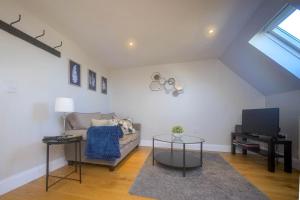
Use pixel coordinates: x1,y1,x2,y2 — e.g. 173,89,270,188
153,134,205,144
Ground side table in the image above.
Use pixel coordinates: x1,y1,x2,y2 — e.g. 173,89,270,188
42,135,82,191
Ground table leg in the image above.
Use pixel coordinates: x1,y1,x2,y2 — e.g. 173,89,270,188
284,141,292,173
46,144,49,192
242,137,247,155
231,133,236,154
75,142,77,172
152,138,154,166
183,144,186,177
268,140,275,172
79,141,82,183
200,142,203,167
171,142,173,154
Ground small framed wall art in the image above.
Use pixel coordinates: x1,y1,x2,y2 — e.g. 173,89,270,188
69,60,81,87
88,69,97,91
101,76,107,94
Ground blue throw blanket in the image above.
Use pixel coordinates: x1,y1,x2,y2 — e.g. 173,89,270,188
85,126,123,161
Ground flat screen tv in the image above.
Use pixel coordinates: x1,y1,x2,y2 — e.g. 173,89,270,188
242,108,280,137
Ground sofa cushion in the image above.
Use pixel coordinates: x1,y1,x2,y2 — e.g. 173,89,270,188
119,133,139,148
67,112,102,129
100,113,117,120
65,129,139,145
117,119,136,135
91,119,116,126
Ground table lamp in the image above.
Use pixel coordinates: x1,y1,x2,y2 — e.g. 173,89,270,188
55,97,74,133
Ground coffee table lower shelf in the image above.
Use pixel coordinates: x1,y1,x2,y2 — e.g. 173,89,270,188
154,151,201,168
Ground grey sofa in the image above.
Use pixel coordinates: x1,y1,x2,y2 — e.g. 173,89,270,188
64,112,141,170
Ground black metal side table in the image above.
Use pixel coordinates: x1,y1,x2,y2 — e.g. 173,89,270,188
42,135,82,191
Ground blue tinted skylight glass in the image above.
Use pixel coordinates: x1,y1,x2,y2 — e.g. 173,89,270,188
278,9,300,40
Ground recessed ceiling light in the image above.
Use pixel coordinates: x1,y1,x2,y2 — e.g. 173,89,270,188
127,39,136,49
208,29,214,34
205,26,217,38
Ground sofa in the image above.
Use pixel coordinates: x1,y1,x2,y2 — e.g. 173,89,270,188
64,112,141,170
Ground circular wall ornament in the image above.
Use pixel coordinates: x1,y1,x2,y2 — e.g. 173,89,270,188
159,77,166,85
151,72,161,81
149,81,162,91
167,78,175,85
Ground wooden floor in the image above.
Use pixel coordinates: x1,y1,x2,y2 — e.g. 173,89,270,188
0,147,299,200
221,153,299,200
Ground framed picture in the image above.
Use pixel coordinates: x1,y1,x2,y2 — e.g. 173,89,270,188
101,76,107,94
69,60,81,87
88,70,97,91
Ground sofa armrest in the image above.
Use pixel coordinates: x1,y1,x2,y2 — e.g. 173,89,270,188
133,123,141,132
65,129,87,140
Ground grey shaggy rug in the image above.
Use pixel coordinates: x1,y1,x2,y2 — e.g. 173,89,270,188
130,150,268,200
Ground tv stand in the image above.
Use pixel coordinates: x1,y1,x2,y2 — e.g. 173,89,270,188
247,133,260,137
231,132,292,173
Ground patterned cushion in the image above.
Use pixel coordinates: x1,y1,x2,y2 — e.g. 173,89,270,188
117,119,136,135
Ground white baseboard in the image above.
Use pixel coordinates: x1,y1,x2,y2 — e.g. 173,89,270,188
140,139,231,152
0,157,66,196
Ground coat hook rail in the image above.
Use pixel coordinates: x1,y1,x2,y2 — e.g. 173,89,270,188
35,29,45,39
10,14,21,26
0,15,61,57
53,41,62,49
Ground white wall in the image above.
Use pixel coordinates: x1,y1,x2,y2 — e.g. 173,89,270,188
266,90,300,158
0,1,109,183
110,60,265,147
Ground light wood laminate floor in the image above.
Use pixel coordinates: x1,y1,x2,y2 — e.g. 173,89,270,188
0,147,298,200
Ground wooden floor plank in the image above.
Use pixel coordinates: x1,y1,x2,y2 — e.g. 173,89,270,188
0,147,298,200
221,153,299,200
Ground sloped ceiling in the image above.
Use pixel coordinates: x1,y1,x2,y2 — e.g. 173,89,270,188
220,0,300,95
14,0,262,68
8,0,300,95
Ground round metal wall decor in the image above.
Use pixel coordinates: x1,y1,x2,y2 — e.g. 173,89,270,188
151,72,161,81
149,81,162,91
167,78,175,85
159,77,166,85
149,72,184,96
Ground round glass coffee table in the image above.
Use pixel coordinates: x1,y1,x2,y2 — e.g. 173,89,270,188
152,134,205,177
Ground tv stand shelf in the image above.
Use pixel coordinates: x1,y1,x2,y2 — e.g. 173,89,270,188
231,132,292,173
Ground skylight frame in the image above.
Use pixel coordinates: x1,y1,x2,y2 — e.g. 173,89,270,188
264,5,300,53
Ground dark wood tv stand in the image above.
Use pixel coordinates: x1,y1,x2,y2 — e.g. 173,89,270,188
231,132,292,173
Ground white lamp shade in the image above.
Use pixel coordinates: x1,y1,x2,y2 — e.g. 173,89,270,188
55,97,74,113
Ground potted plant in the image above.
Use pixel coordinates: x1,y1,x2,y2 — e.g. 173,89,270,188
172,125,184,138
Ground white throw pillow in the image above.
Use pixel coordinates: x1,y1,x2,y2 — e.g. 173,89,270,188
91,119,117,127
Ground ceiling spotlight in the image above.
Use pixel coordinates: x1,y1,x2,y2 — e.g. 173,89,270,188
205,26,217,37
127,39,136,48
208,29,214,34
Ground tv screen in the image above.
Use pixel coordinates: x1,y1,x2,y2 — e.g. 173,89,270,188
242,108,279,137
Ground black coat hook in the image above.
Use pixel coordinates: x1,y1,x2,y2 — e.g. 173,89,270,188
10,14,21,26
53,41,62,49
35,29,45,39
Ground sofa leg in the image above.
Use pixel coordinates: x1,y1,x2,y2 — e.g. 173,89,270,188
109,166,115,172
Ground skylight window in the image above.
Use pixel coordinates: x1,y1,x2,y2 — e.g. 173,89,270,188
266,5,300,52
278,9,300,41
249,4,300,79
